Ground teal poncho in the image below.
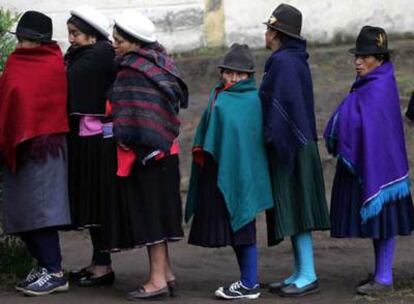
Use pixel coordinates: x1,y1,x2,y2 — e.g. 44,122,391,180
185,78,273,232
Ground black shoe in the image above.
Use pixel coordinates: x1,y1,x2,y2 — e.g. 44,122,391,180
357,273,373,287
167,279,177,297
77,271,115,287
356,281,393,296
127,285,169,300
279,280,320,297
268,281,289,294
69,267,93,282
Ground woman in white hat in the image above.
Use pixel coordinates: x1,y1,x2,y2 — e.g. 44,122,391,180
106,11,188,300
64,5,116,287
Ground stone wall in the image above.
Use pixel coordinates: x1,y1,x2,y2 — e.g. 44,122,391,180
3,0,205,52
2,0,414,52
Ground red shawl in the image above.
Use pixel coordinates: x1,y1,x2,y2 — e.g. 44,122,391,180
0,43,69,172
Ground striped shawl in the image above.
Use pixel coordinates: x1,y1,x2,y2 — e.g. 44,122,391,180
110,42,188,152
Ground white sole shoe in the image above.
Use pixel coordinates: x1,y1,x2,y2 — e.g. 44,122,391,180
214,288,260,300
23,282,69,297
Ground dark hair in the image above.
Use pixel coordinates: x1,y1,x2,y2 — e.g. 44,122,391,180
276,30,296,45
114,24,151,47
16,35,42,44
67,15,107,41
219,68,254,76
374,53,391,62
355,53,391,63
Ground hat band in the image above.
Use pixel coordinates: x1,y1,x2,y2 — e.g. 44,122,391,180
16,27,50,40
268,22,300,36
353,45,389,54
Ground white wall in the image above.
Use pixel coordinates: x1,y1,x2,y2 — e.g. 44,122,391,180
224,0,414,47
2,0,414,52
3,0,205,52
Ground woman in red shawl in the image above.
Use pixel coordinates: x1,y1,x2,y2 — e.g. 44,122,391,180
0,11,70,296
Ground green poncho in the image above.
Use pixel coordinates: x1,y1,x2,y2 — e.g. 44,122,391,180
185,78,273,232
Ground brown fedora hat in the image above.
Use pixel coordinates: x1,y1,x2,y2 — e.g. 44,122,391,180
263,3,304,40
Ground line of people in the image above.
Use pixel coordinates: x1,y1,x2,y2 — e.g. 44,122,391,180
0,2,412,301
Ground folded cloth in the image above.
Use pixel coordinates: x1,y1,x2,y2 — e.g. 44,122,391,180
79,116,103,137
116,146,137,177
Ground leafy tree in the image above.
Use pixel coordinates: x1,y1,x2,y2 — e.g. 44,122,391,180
0,8,18,71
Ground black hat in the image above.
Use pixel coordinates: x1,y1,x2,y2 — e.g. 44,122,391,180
263,3,304,40
217,43,255,73
10,11,53,43
349,26,389,55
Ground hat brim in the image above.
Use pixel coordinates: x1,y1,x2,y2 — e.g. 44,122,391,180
217,64,255,73
348,47,391,55
114,20,156,43
70,9,110,38
263,22,305,41
8,30,55,43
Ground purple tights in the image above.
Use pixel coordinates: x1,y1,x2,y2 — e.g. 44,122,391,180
373,238,396,285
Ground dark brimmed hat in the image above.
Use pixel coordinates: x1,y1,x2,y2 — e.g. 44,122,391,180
10,11,53,43
263,3,304,40
349,26,390,55
217,43,255,73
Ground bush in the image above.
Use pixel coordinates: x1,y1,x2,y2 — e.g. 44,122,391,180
0,8,18,72
0,237,35,288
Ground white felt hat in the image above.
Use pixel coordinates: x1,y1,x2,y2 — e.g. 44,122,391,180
114,11,156,43
70,5,111,38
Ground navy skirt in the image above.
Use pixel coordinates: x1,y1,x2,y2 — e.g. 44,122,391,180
188,155,256,248
330,160,414,239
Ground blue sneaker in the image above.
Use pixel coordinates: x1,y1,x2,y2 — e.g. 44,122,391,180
15,267,43,291
23,269,69,296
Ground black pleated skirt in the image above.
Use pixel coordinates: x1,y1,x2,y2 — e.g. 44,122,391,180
67,116,106,227
98,139,184,251
330,160,414,239
188,155,256,248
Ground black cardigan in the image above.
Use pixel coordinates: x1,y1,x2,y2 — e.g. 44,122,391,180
65,41,115,115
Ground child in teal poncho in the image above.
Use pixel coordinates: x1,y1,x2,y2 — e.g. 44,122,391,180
185,44,273,300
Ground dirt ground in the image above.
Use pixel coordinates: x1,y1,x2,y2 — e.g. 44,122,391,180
2,39,414,303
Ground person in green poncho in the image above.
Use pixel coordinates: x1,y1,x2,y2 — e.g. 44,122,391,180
185,43,273,300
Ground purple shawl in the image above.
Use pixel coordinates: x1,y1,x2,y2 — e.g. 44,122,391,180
324,62,410,221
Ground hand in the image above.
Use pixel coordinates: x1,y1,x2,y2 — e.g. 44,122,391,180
118,142,131,151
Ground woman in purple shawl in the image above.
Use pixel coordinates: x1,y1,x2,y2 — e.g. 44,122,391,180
325,26,414,296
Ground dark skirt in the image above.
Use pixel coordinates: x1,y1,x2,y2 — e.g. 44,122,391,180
188,155,256,248
67,116,105,227
98,140,184,251
2,140,71,234
330,159,414,239
266,142,330,246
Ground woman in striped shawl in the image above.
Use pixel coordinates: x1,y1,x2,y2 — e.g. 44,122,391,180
108,11,188,300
